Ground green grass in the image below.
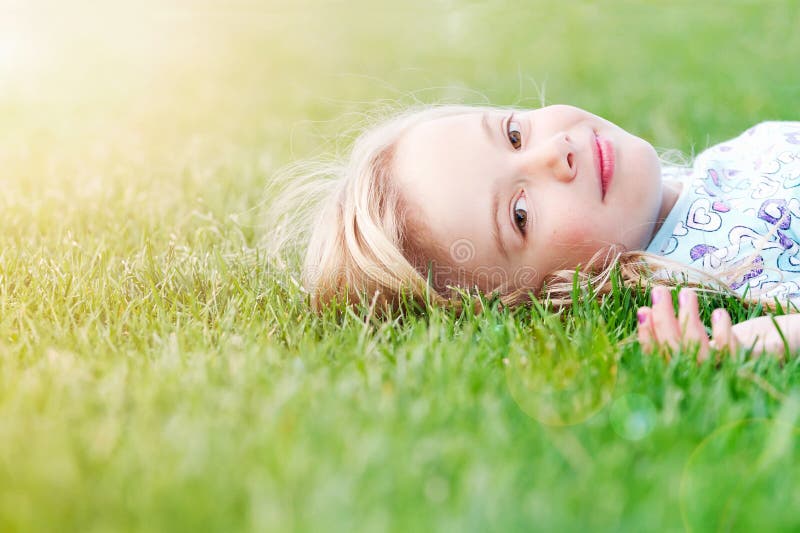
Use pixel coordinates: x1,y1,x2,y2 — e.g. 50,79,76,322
2,1,800,531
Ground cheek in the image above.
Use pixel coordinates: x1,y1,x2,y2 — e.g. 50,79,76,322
547,220,600,252
540,224,601,272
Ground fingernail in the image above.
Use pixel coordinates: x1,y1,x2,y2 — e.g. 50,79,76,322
637,309,647,324
711,309,723,323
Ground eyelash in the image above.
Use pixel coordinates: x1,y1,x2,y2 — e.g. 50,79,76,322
506,113,523,150
512,189,528,236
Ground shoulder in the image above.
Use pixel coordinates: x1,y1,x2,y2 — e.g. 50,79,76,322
694,121,800,168
739,121,800,144
725,121,800,148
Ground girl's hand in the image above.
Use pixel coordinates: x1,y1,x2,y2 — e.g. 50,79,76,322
637,286,737,362
637,286,799,361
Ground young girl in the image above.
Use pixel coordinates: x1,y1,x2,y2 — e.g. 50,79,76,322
294,103,800,359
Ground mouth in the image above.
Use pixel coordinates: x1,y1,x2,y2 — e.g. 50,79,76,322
593,132,615,201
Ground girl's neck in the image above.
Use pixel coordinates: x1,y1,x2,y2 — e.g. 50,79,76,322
650,180,683,238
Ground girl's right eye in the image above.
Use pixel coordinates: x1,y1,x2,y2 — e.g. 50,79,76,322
507,114,523,150
513,192,528,234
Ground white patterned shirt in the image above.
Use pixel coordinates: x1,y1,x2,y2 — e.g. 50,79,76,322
646,122,800,304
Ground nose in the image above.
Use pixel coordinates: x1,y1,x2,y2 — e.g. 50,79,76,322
519,132,576,182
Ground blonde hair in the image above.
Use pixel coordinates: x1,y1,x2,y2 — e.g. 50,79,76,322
268,104,779,314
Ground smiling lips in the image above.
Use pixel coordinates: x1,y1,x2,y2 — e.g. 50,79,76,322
594,133,615,200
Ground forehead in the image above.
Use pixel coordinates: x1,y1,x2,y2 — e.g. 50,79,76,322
393,110,503,267
395,111,488,180
394,110,500,212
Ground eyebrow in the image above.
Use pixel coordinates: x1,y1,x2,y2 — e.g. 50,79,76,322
491,185,509,261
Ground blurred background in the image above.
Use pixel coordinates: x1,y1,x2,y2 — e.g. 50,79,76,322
4,0,799,163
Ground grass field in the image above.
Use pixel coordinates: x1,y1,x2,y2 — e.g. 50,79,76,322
2,1,800,531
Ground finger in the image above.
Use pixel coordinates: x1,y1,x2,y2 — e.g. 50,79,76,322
677,288,710,363
637,307,655,354
711,308,738,355
650,286,680,351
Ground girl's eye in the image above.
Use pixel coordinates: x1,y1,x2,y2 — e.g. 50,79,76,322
507,116,522,150
513,193,528,233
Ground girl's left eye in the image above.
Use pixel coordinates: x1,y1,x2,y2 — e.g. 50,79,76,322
513,192,528,234
507,116,522,150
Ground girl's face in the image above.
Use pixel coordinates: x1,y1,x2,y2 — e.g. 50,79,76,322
393,105,665,292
